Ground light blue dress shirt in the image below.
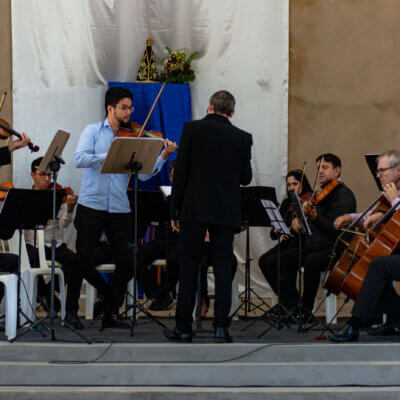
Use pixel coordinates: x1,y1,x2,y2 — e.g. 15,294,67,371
75,118,166,213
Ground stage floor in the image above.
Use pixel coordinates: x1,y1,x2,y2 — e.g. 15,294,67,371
0,315,398,345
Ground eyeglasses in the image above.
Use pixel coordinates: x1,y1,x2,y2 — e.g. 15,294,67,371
376,165,398,175
36,172,51,178
116,105,135,113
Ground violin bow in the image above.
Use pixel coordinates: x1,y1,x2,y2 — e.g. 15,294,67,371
0,91,7,113
137,83,166,138
299,161,306,191
127,83,166,187
309,156,324,204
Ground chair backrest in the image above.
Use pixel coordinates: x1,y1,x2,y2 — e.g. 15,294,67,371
7,230,31,272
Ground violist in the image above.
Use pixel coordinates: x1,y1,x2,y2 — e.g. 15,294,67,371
260,154,356,321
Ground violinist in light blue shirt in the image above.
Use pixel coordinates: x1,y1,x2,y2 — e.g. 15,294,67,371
66,86,177,330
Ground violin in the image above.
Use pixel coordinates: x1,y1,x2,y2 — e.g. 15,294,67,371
0,182,13,201
53,183,77,204
304,178,340,216
0,91,39,153
116,121,163,139
119,83,166,142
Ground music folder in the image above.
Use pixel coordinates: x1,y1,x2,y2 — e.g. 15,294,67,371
100,137,164,175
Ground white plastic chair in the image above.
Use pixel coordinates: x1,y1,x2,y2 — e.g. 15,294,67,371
321,272,337,324
0,273,18,340
84,264,135,320
84,264,115,320
8,230,66,323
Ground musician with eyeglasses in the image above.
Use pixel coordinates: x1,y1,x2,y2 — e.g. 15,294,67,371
71,86,177,330
331,150,400,342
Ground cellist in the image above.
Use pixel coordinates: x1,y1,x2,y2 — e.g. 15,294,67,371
331,150,400,342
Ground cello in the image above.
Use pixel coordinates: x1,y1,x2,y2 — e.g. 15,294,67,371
323,175,400,299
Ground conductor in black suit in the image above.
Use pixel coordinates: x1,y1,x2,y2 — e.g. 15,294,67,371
164,90,253,343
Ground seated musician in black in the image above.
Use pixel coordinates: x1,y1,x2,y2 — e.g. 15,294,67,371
331,150,400,342
258,169,312,314
0,133,31,308
260,154,356,320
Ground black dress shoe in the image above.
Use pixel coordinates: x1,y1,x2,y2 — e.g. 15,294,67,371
329,324,359,343
214,327,233,343
100,311,130,331
367,322,400,336
64,312,83,330
93,296,108,319
163,327,192,343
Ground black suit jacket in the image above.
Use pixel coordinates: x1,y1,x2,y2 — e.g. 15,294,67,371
171,113,253,231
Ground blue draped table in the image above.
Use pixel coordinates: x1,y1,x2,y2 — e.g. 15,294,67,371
109,82,192,190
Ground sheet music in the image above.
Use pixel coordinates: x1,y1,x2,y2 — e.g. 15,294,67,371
160,185,172,198
260,199,291,236
288,191,312,236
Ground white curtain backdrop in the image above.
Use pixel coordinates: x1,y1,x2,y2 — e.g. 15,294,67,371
12,0,288,296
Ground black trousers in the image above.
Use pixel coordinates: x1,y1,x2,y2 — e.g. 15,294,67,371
352,255,400,321
259,245,331,311
200,242,238,306
0,253,18,274
70,204,134,314
176,223,235,333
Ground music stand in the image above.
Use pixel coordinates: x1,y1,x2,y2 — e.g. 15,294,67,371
288,190,313,333
101,137,165,336
125,189,171,316
231,186,278,320
365,154,381,191
0,188,63,341
242,199,295,336
24,130,90,343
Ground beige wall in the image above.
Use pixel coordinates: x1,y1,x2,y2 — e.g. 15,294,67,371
289,0,400,211
0,0,12,182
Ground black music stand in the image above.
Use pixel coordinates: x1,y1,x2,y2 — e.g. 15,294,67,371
242,199,295,336
287,190,314,333
231,186,277,320
125,189,171,311
0,188,66,341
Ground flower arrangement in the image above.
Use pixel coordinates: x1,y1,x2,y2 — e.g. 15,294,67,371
161,47,198,84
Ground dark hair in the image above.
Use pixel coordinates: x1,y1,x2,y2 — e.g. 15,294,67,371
286,169,312,196
209,90,235,116
31,157,43,172
105,87,133,113
169,159,176,173
316,153,341,169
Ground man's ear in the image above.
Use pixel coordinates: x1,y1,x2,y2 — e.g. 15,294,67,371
229,110,235,118
335,167,341,177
